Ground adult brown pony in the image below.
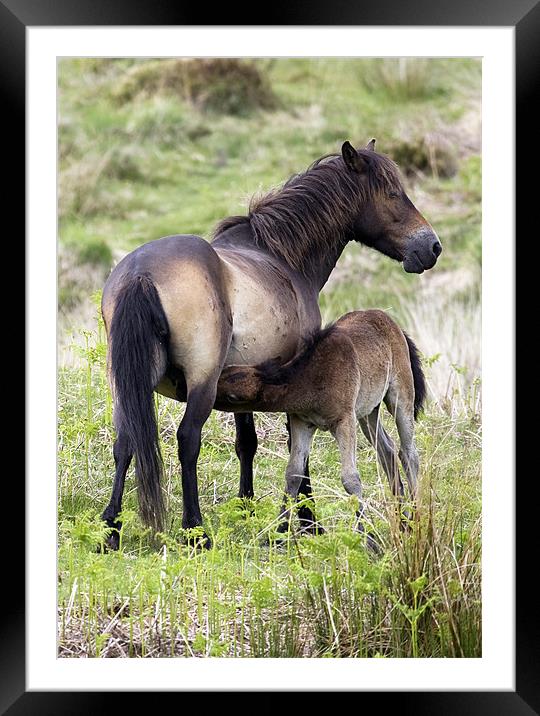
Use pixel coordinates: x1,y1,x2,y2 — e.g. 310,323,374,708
100,140,442,548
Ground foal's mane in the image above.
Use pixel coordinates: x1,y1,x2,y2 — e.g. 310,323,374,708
212,150,402,276
256,323,338,386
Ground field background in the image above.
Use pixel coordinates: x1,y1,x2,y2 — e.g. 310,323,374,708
58,58,482,658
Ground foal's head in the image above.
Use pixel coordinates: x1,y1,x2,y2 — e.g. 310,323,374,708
342,140,442,273
217,366,262,405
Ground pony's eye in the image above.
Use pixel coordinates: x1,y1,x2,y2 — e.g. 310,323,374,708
389,192,400,199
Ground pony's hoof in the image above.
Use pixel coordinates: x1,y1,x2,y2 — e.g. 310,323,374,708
299,521,325,536
238,497,256,516
263,523,292,548
185,531,212,550
265,535,289,551
97,535,119,554
98,521,122,553
107,531,120,551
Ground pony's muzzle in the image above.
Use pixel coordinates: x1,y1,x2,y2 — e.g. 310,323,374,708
403,229,442,273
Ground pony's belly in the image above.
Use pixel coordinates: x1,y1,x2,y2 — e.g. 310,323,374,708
225,318,298,366
293,411,330,431
355,381,388,419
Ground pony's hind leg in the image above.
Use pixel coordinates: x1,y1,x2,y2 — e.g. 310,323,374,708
177,375,222,545
384,390,419,500
101,432,132,551
276,416,315,535
359,407,404,498
285,414,324,535
235,412,257,499
396,409,419,500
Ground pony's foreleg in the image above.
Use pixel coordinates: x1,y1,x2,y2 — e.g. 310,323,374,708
285,414,324,535
235,412,257,498
277,416,315,534
101,433,132,550
333,414,362,509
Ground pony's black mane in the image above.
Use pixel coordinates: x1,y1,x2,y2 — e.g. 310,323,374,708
212,150,403,276
256,323,338,386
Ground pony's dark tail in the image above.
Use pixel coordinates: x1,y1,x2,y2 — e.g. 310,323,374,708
109,274,169,532
403,332,426,420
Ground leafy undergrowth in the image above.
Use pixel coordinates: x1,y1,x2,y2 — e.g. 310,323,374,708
58,322,481,659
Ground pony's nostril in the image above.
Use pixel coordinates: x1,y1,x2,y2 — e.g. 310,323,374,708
432,241,442,258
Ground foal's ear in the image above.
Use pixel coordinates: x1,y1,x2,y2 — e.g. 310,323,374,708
366,138,376,151
341,141,368,173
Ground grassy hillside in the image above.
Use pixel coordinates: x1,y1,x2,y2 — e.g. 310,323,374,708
58,58,482,658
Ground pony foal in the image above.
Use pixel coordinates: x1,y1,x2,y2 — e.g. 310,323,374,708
217,310,426,543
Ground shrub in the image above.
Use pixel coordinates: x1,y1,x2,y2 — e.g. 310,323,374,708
388,131,458,179
112,58,278,116
76,238,113,267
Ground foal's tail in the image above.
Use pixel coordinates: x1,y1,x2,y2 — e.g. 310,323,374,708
109,274,169,532
403,332,426,420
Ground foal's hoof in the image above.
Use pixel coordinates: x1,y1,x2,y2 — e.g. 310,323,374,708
262,522,292,548
366,533,383,556
399,510,414,532
356,520,382,556
297,503,325,536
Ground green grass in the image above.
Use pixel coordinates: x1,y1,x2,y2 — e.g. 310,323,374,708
58,313,481,658
58,58,482,658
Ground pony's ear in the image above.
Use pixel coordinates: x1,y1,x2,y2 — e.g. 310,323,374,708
366,138,376,151
341,141,367,173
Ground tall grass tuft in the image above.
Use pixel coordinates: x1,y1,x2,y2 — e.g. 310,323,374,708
360,59,445,101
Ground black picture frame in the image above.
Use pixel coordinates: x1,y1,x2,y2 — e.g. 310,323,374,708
11,1,531,712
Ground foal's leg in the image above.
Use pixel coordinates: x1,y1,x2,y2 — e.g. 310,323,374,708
359,407,404,498
332,414,363,516
277,416,315,534
384,392,419,500
101,432,132,550
285,414,324,534
395,406,420,500
332,414,379,553
360,406,412,528
235,412,257,499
